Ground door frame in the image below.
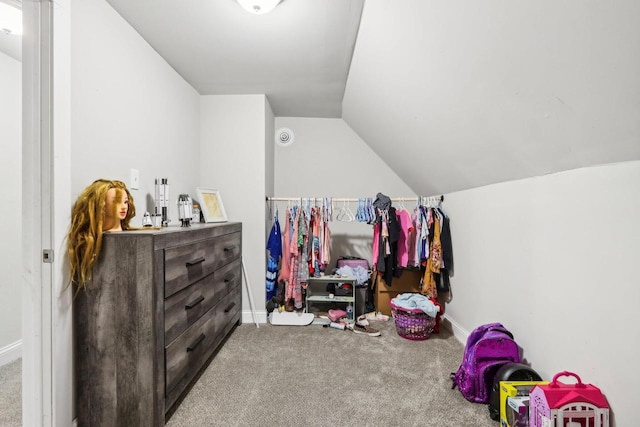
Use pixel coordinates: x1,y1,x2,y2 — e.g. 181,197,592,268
22,0,72,425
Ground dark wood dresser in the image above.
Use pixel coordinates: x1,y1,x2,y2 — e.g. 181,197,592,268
74,222,242,426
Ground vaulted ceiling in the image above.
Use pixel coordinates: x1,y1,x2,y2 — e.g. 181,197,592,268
7,0,640,196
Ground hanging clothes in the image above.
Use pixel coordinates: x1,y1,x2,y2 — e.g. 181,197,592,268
396,208,414,268
277,207,292,286
285,206,312,310
322,218,331,267
285,207,302,310
372,193,400,286
269,201,334,311
308,207,321,277
407,206,421,268
417,205,454,296
422,213,441,298
435,208,453,293
269,196,450,311
265,211,282,302
366,196,454,297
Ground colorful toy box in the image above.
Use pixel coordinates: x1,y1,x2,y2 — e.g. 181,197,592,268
529,371,609,427
506,395,530,427
500,380,549,426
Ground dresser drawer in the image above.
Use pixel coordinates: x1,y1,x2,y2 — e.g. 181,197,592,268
164,258,242,344
165,287,241,396
164,232,242,297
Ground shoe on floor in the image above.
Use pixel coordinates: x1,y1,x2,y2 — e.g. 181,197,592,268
375,312,390,321
356,314,369,325
350,322,381,337
364,311,390,322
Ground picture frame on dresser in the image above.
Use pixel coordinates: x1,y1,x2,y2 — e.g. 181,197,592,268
196,187,228,222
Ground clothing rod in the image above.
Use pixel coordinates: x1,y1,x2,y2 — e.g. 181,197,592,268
265,195,444,203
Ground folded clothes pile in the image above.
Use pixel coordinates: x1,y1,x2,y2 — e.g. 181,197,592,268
334,265,371,285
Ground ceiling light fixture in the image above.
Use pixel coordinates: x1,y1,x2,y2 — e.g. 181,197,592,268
0,1,22,36
236,0,282,15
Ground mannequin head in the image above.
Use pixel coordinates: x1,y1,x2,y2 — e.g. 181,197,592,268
103,187,130,232
67,179,136,290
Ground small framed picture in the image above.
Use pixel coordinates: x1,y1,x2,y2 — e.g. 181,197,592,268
196,188,228,223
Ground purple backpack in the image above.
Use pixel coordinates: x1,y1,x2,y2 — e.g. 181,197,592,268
451,322,520,403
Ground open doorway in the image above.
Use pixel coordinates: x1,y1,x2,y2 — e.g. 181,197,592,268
1,1,72,425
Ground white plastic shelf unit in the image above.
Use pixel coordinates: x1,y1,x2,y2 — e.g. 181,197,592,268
305,275,357,323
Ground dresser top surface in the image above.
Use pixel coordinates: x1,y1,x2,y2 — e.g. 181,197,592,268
106,222,240,236
102,222,242,249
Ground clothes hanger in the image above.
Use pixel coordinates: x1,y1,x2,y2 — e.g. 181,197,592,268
267,198,273,219
324,197,332,222
356,198,364,222
336,200,348,222
345,200,355,222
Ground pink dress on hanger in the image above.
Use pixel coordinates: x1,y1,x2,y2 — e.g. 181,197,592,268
277,208,292,285
396,209,414,268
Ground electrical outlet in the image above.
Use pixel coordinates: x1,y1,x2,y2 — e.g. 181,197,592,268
130,168,140,190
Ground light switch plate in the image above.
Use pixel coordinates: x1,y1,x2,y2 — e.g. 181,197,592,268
130,168,140,190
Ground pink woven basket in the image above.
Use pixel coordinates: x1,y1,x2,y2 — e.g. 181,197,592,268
390,300,437,341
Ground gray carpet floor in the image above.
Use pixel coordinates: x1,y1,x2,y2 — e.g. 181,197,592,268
0,320,497,427
0,358,21,427
166,319,496,427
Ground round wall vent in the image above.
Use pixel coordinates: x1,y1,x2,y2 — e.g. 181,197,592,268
275,128,294,147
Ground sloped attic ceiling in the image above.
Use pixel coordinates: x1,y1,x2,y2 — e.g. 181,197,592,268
104,0,640,196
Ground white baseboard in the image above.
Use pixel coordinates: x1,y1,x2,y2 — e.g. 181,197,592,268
0,339,22,367
242,309,268,325
441,315,469,345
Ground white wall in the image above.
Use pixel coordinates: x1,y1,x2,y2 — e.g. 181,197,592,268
274,117,416,268
64,0,201,422
0,51,22,363
200,95,270,324
198,111,410,321
71,0,201,225
444,161,640,427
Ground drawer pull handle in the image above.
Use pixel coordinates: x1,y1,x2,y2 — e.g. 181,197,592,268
223,247,233,252
187,334,205,352
185,295,205,310
224,277,233,283
224,302,235,313
186,257,205,267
